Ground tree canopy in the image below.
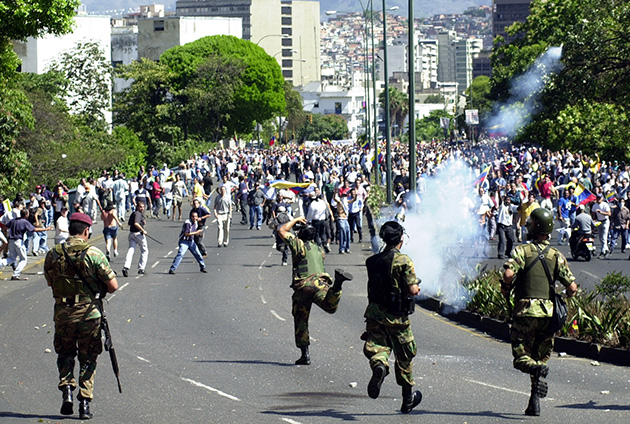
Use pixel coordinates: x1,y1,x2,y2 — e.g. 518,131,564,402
490,0,630,161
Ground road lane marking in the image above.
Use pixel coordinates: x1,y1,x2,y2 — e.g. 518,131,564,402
282,418,304,424
465,379,554,400
137,356,150,363
108,282,130,299
419,308,502,343
151,261,160,269
261,294,267,304
259,261,266,269
181,377,241,402
582,271,599,280
270,310,286,321
165,251,173,258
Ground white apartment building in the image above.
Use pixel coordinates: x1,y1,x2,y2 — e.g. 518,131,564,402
301,82,366,140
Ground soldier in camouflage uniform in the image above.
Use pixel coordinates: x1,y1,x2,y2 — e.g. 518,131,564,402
44,212,118,419
278,216,353,365
502,208,577,416
363,221,422,414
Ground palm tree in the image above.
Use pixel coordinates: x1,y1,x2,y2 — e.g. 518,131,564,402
379,87,408,138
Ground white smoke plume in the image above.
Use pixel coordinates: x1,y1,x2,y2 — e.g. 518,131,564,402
397,159,484,312
487,46,564,137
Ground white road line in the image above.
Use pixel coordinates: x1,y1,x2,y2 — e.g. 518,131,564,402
151,261,160,269
282,418,304,424
110,282,130,298
259,261,266,270
270,310,286,321
165,251,173,258
181,377,240,401
465,379,554,400
136,356,150,363
261,294,267,304
582,270,599,280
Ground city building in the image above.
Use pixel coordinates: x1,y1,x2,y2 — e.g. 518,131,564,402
137,16,242,61
174,0,320,86
437,30,482,94
493,0,532,44
300,81,365,140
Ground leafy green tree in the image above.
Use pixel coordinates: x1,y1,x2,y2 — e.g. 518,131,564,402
283,81,307,143
160,35,285,136
113,58,181,162
465,76,492,120
415,109,452,142
490,0,630,161
0,0,79,197
378,87,408,138
47,41,113,131
423,94,446,104
298,114,348,141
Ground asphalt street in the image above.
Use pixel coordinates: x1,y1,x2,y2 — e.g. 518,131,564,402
0,210,629,423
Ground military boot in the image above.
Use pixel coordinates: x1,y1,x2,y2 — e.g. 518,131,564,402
531,364,549,399
78,398,93,420
400,385,422,414
367,363,386,399
332,269,353,292
295,346,310,365
525,388,540,416
60,385,73,415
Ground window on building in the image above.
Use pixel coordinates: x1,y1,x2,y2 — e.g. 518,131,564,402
283,69,293,78
282,28,292,36
282,59,293,68
281,6,292,15
335,102,342,114
282,38,292,47
154,20,165,31
281,17,292,26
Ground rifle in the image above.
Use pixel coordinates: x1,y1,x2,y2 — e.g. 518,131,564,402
98,296,122,393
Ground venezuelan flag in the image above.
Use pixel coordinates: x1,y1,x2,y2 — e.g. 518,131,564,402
472,165,491,188
359,139,370,150
606,191,616,202
574,183,596,205
270,180,312,194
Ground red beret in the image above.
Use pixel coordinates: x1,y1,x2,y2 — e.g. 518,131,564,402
69,212,93,226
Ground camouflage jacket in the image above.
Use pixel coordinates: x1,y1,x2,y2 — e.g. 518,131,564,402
503,240,575,318
284,233,328,287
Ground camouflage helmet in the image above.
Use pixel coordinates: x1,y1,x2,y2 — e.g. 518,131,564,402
527,207,554,235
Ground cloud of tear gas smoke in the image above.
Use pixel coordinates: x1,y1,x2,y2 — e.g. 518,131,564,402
487,46,564,138
395,160,484,312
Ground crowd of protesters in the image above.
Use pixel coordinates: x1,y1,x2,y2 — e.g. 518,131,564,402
2,136,629,279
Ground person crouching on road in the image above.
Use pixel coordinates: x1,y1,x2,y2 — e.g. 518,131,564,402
278,216,353,365
501,208,577,416
363,220,422,414
168,211,207,274
44,212,118,419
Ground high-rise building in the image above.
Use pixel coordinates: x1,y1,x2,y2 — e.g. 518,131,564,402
175,0,320,86
437,31,482,94
493,0,532,44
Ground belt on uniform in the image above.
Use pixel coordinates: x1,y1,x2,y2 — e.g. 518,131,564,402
55,294,93,306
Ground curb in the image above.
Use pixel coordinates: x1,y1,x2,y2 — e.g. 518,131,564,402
417,296,630,367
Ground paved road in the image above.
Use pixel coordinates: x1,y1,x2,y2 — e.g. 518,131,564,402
1,210,629,423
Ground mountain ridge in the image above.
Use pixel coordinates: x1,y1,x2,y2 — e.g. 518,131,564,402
81,0,491,19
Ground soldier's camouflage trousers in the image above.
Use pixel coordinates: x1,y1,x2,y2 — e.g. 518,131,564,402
511,316,554,375
363,316,417,388
54,304,103,400
292,274,341,348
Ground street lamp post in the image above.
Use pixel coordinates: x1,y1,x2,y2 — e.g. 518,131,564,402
254,34,289,46
382,2,399,204
370,0,380,186
408,0,416,192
